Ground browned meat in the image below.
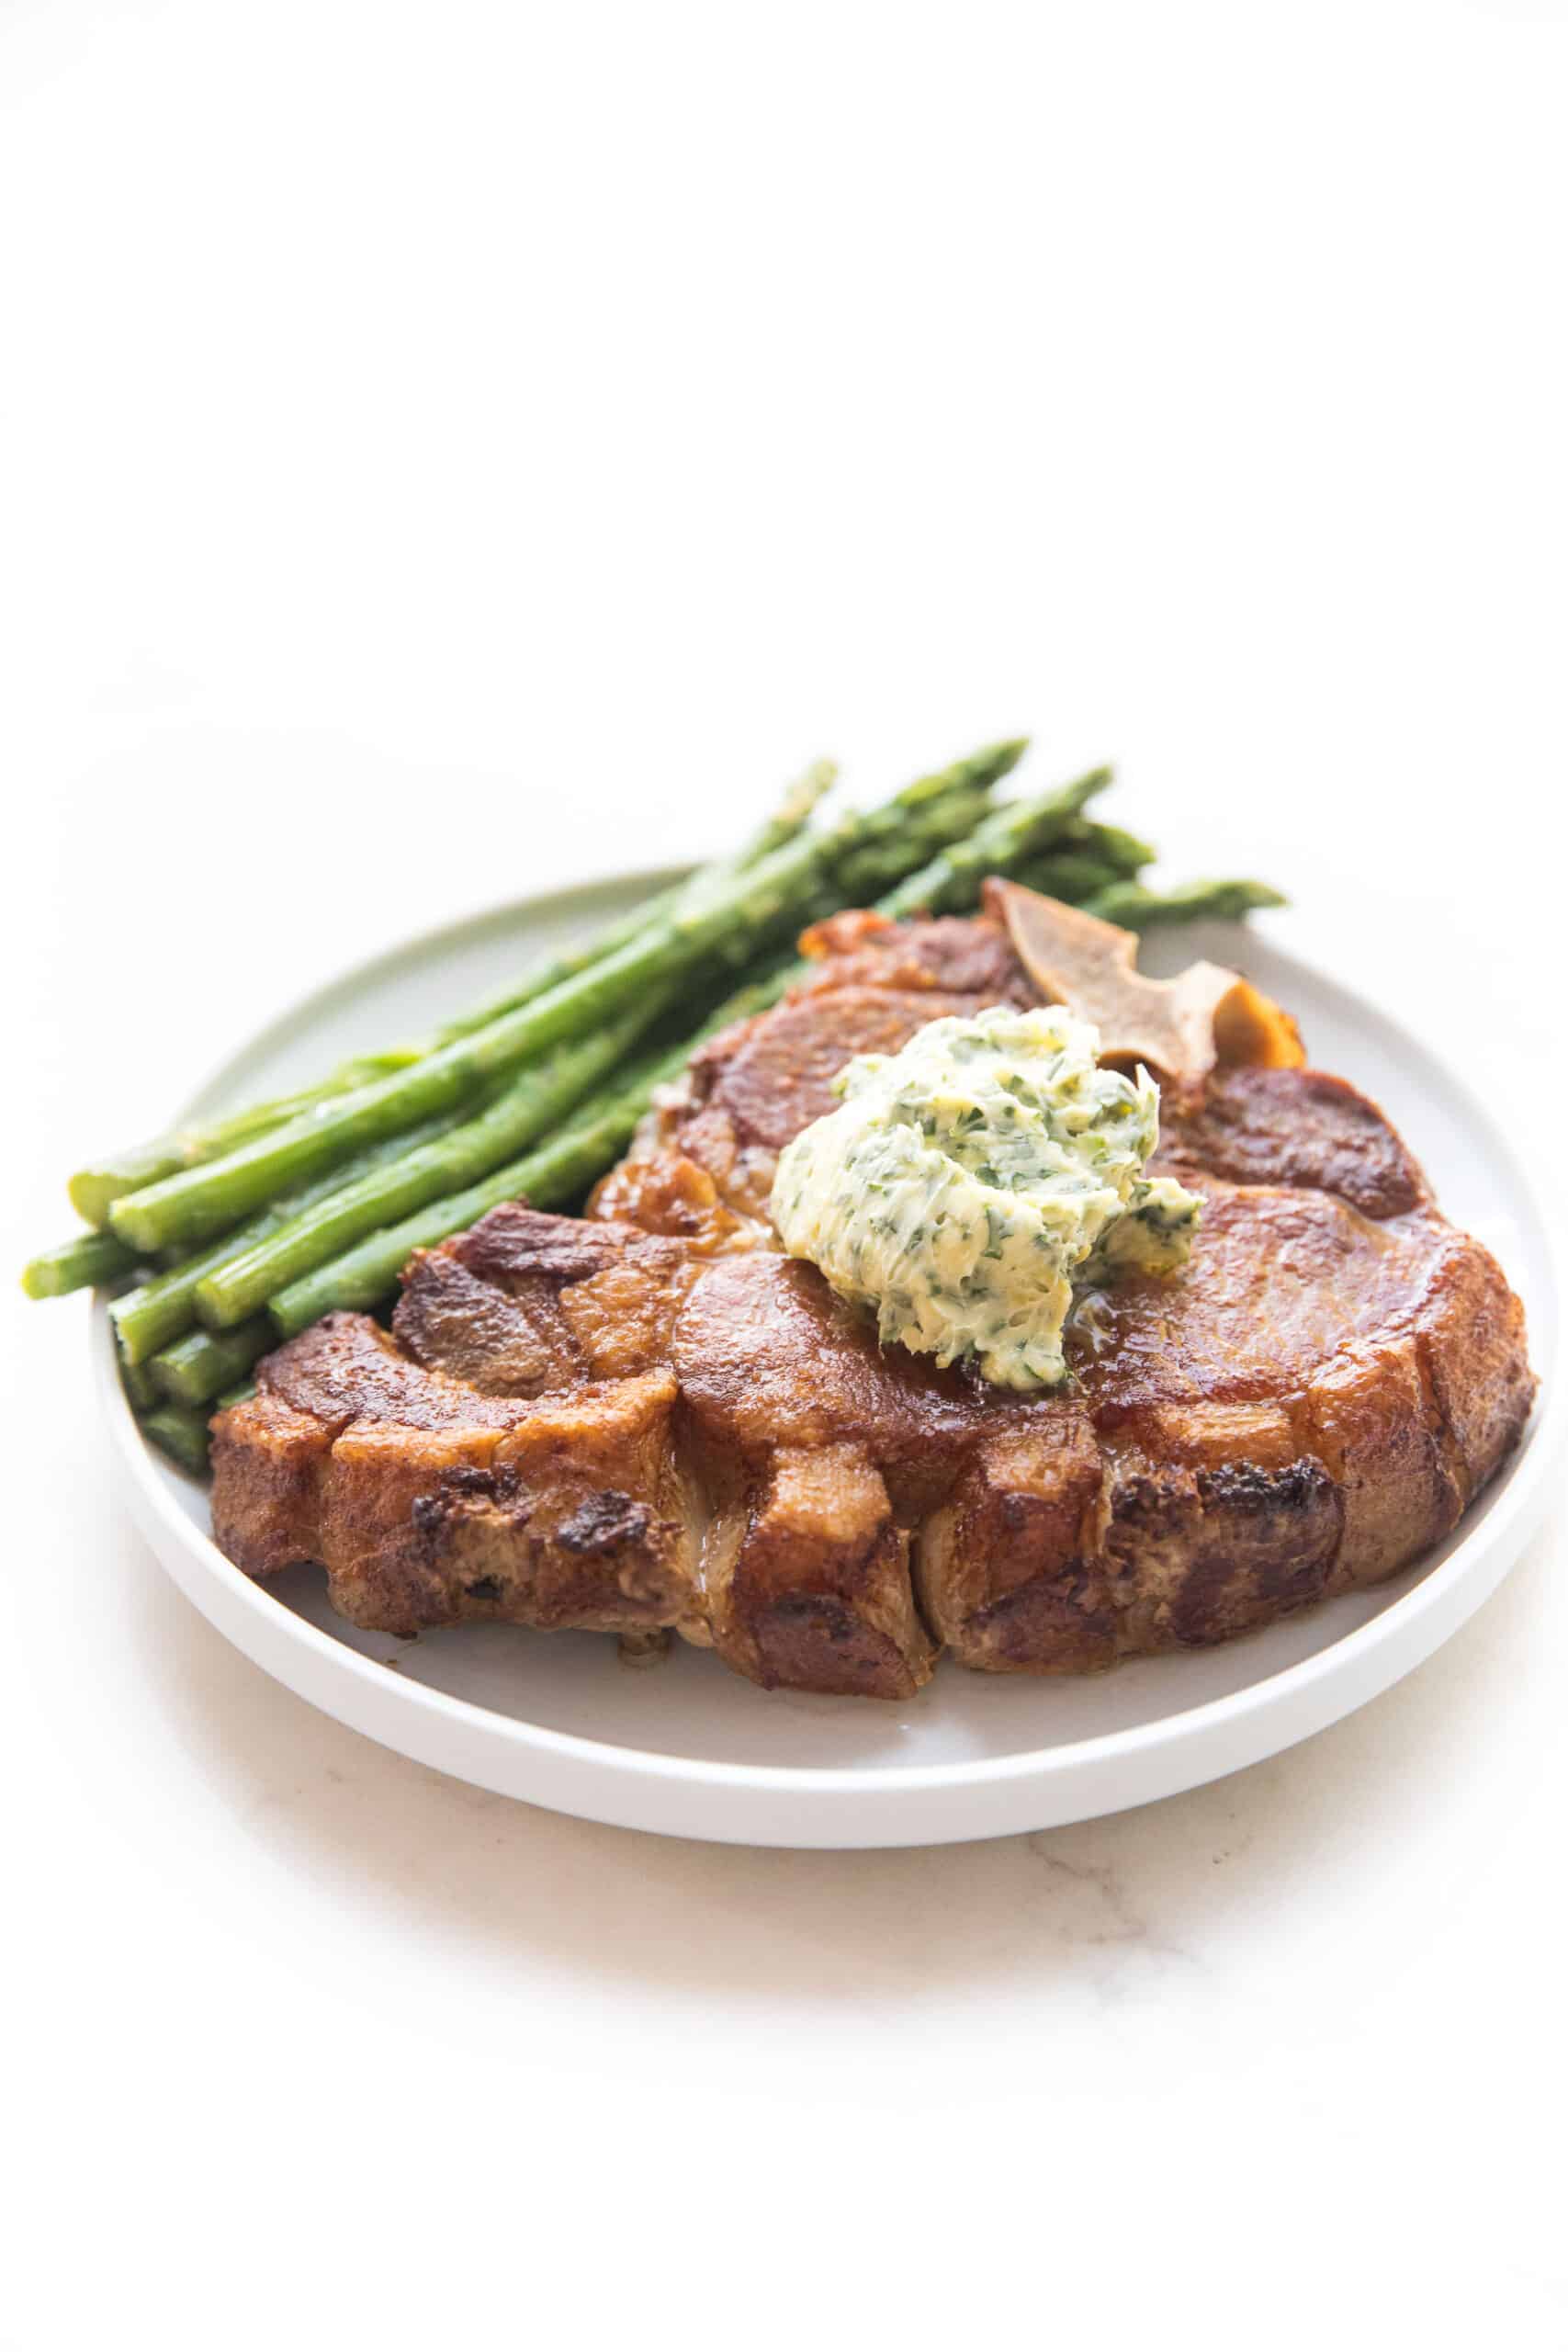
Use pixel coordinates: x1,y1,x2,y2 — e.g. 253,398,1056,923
1156,1065,1427,1219
212,1288,701,1638
209,910,1536,1698
919,1182,1530,1672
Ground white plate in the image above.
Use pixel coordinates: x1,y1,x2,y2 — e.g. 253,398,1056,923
98,874,1562,1848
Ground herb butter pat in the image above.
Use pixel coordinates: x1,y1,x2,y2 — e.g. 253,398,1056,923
768,1004,1201,1390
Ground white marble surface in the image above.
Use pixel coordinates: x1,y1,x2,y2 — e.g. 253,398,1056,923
5,3,1567,2345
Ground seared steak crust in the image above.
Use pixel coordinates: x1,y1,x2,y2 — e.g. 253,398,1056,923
209,912,1536,1696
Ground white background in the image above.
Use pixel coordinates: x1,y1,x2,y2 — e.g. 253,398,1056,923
4,2,1566,2346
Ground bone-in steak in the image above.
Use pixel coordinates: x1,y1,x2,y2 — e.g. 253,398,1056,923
210,910,1535,1697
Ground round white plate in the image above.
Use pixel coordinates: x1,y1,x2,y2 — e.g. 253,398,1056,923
98,874,1562,1848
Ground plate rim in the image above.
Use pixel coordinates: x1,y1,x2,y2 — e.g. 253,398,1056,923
94,869,1566,1843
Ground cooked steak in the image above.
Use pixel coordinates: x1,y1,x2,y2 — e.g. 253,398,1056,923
210,908,1536,1697
211,1295,701,1637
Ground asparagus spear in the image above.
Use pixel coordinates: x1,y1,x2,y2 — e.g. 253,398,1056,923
193,1001,662,1328
22,1228,140,1300
150,1317,276,1408
67,1054,420,1230
1081,876,1287,929
110,1109,471,1363
107,746,1019,1257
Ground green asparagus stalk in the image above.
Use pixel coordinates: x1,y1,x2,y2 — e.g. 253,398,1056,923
140,1402,213,1478
113,1242,252,1368
67,1054,420,1230
107,746,1021,1257
193,1001,662,1328
73,1144,204,1230
1081,876,1287,929
874,766,1111,920
22,1228,141,1300
150,1317,276,1408
109,1110,471,1363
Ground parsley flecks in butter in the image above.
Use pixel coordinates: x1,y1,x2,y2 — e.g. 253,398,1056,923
768,1004,1201,1390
